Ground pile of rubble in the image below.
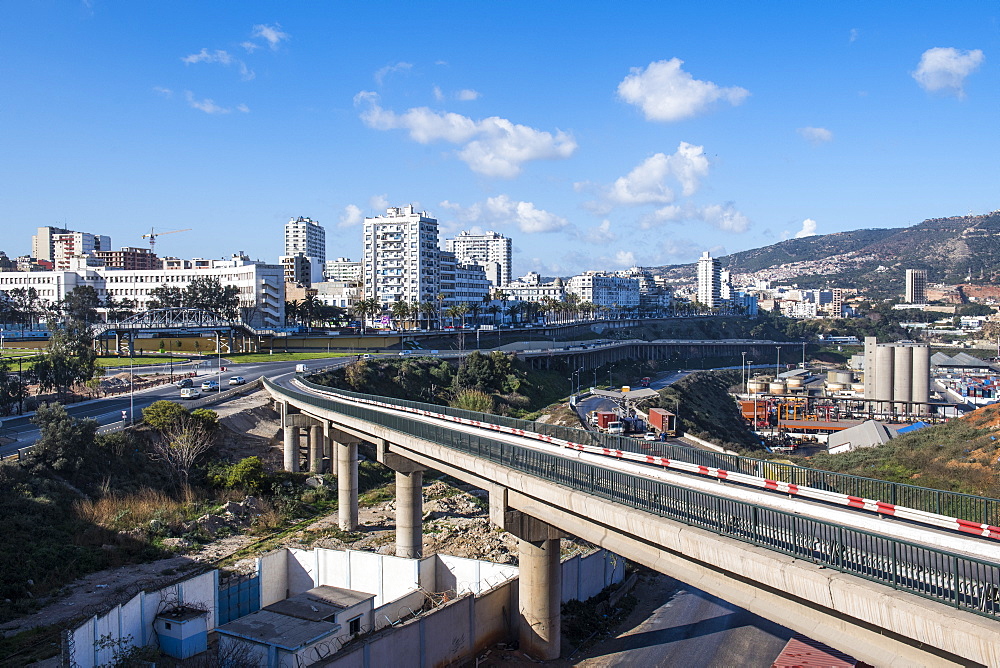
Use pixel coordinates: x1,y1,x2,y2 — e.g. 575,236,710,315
161,496,267,549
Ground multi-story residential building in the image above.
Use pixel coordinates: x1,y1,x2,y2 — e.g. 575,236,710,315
905,269,928,304
314,281,361,310
720,269,732,300
323,258,362,284
0,254,284,327
566,272,640,309
697,251,721,308
439,251,491,306
363,205,440,307
445,230,512,287
92,246,159,271
616,267,673,315
282,216,326,286
31,226,112,267
503,273,566,304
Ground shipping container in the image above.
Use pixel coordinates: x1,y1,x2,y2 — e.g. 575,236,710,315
647,408,677,435
596,411,618,430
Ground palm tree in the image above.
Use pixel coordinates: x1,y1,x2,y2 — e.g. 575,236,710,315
391,300,410,329
419,301,436,330
352,298,381,336
284,300,299,326
455,303,470,328
468,302,482,329
436,293,446,329
507,301,522,326
487,303,501,325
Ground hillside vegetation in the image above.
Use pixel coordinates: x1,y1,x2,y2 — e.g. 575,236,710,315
806,404,1000,498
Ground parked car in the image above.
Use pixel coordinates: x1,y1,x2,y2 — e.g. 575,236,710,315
180,387,201,400
175,378,193,388
228,376,246,386
200,380,220,391
362,354,372,359
643,431,659,441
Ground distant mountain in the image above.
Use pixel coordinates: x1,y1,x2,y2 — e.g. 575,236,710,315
654,211,1000,297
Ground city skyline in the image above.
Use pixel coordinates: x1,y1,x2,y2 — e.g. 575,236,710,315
2,3,998,277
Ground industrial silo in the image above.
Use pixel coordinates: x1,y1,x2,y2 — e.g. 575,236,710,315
912,344,930,414
893,345,912,412
875,345,895,412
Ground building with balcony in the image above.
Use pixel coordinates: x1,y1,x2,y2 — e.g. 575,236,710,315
566,272,639,310
363,205,440,307
445,230,512,287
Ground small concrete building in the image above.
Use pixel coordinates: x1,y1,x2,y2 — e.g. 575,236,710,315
216,585,375,667
154,607,209,659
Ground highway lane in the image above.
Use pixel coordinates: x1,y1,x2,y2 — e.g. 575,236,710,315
0,355,355,457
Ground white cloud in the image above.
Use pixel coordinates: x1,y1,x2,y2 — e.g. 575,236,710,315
912,47,984,98
441,195,569,234
607,143,709,206
849,28,859,43
374,62,413,86
432,86,444,102
794,218,818,238
369,194,390,211
583,220,617,244
356,92,576,178
185,91,230,114
613,250,636,267
617,58,749,122
338,204,364,228
152,86,173,97
797,126,833,145
696,203,750,232
241,41,259,53
251,23,289,50
456,89,480,101
180,48,254,81
236,103,250,113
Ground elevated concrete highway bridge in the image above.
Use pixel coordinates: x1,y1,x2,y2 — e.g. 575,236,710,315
264,376,1000,667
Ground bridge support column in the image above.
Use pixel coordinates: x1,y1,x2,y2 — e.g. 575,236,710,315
282,426,299,472
334,433,359,531
309,425,324,473
491,498,565,661
377,444,427,558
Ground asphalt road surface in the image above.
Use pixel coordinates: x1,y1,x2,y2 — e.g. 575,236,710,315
575,573,792,668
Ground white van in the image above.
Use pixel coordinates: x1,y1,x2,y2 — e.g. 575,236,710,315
180,387,201,400
295,364,307,373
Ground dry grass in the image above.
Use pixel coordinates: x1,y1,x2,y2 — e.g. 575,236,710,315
74,488,187,531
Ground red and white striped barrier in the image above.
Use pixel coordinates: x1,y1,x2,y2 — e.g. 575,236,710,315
293,381,1000,542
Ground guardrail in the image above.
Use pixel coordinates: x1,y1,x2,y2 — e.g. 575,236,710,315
295,377,1000,528
266,378,1000,620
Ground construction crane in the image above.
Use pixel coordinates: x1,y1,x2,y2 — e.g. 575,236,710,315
141,228,191,253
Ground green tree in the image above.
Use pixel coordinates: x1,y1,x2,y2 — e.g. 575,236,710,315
33,319,99,400
0,359,27,416
223,456,266,493
61,286,102,324
30,402,98,473
451,389,495,413
149,412,218,492
142,400,189,431
182,277,240,319
148,284,184,309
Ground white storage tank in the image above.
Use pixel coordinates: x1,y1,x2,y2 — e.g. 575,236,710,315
826,382,845,392
768,382,786,394
786,377,804,390
747,380,766,394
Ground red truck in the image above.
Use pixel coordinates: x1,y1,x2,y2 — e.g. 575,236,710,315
595,411,618,430
647,408,677,436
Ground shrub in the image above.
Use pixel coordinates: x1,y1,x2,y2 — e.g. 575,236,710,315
225,456,267,494
142,400,188,431
451,389,495,413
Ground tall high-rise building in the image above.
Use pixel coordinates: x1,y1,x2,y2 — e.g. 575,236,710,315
720,269,732,300
282,216,326,285
323,257,362,283
445,230,512,287
32,226,111,266
697,251,721,308
363,205,440,306
905,269,927,304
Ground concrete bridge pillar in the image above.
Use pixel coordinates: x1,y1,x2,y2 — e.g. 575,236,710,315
333,430,359,531
489,494,565,661
376,442,428,558
282,426,300,472
394,468,425,558
309,424,324,473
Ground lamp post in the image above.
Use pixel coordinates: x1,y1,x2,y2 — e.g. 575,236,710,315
217,331,223,390
593,369,598,389
741,351,747,393
129,353,134,425
775,346,782,379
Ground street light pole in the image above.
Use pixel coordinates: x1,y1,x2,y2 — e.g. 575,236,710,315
741,351,747,393
775,346,782,379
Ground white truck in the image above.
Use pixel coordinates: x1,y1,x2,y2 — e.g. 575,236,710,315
606,421,625,435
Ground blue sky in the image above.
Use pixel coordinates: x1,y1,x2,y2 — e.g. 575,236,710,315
2,2,998,277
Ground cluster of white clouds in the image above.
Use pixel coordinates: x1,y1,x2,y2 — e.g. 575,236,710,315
440,195,568,234
797,126,833,145
355,92,577,178
161,23,288,115
912,47,984,98
605,143,710,205
433,86,480,102
794,218,818,238
337,194,391,228
616,58,750,123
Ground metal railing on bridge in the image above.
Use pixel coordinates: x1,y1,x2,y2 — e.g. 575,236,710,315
295,377,1000,528
268,378,1000,620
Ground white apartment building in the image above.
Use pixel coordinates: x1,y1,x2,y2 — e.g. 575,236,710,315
0,255,284,328
439,251,491,306
905,269,928,304
323,258,362,283
363,205,440,306
504,275,566,304
445,230,512,287
30,227,112,268
697,251,721,308
282,216,326,286
313,281,361,310
566,272,640,309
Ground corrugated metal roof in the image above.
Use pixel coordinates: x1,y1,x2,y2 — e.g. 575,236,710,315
772,634,860,667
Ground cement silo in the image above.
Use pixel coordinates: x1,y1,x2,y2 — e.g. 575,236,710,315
875,345,895,412
893,345,912,412
912,344,930,414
